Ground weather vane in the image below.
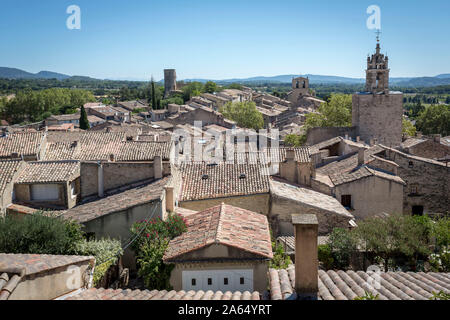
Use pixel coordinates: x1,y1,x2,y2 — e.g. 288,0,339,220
375,29,381,42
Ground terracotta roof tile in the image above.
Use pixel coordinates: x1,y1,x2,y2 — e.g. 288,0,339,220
62,177,168,223
269,265,450,300
67,288,260,300
0,160,23,195
164,204,273,261
180,162,270,201
16,161,80,184
0,132,45,158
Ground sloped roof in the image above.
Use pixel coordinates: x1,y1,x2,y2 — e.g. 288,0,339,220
0,253,94,300
269,265,450,300
114,141,172,161
0,132,45,158
66,288,260,300
0,160,23,195
16,161,80,184
329,165,405,186
179,162,270,201
62,178,169,223
269,179,352,219
264,147,311,163
164,203,273,261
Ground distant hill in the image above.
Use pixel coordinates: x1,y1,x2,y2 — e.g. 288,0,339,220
2,67,450,87
0,67,71,80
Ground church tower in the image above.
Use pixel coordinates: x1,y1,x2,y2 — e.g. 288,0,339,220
352,37,403,147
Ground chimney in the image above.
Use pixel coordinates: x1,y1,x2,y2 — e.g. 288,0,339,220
292,214,318,300
356,136,360,143
369,138,374,146
286,148,295,161
358,148,365,166
97,161,104,198
165,186,174,212
154,155,163,179
434,134,441,143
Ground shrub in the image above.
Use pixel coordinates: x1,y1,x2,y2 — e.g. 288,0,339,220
328,228,357,269
268,231,291,269
130,214,187,290
0,212,84,255
354,292,380,300
73,238,123,286
318,244,334,270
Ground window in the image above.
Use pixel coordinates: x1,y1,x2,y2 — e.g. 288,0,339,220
70,182,77,199
341,195,352,209
412,206,424,216
191,279,196,286
224,278,228,285
408,161,414,168
409,184,419,195
240,277,245,285
31,184,59,201
208,278,212,286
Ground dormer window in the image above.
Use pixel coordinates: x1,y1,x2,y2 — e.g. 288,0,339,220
202,174,209,180
239,174,246,179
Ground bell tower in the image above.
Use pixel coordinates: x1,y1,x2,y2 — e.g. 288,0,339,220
352,34,403,147
365,32,389,94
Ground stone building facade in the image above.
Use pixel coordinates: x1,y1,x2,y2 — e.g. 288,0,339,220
378,146,449,216
352,41,403,147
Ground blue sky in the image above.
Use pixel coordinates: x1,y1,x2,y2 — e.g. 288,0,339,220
0,0,449,80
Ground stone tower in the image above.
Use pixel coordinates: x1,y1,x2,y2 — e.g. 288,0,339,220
352,40,403,147
164,69,177,98
288,76,310,107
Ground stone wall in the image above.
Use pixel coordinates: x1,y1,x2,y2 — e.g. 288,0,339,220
352,93,403,147
406,140,450,160
80,161,171,198
269,193,351,236
383,148,449,215
334,176,404,220
82,200,164,269
306,127,357,145
180,194,270,216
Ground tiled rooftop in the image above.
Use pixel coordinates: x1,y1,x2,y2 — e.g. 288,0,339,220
62,178,168,223
43,131,172,161
179,162,270,201
0,253,94,300
164,203,273,262
264,147,311,163
0,132,45,158
329,165,405,186
16,161,80,184
66,288,261,300
0,160,23,195
269,265,450,300
269,179,353,219
277,236,330,255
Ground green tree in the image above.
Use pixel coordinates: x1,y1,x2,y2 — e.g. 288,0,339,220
328,228,358,269
151,77,158,110
355,214,432,271
304,93,352,130
220,101,264,130
416,104,450,136
204,81,219,93
79,105,90,130
181,82,204,102
402,118,417,137
284,134,306,147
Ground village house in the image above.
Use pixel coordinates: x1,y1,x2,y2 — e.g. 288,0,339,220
163,203,273,293
399,135,450,162
0,253,95,300
0,160,25,215
13,160,81,210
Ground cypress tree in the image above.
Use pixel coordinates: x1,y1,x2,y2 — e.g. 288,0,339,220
151,77,157,110
79,106,90,130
